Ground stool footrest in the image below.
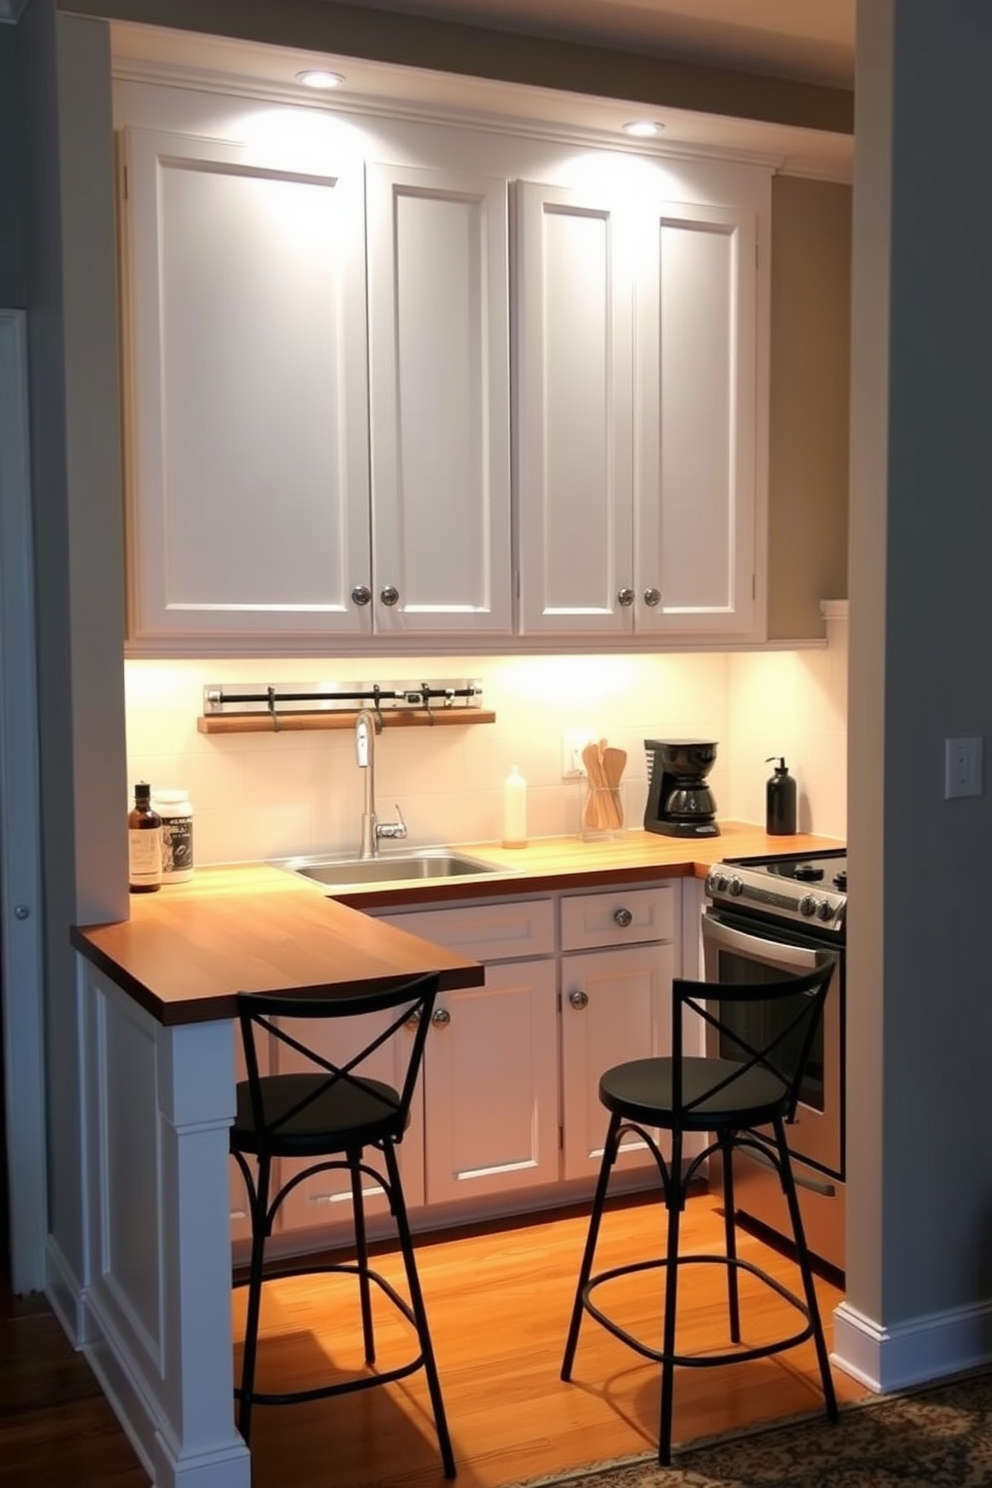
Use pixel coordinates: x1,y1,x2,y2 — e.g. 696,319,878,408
581,1253,814,1369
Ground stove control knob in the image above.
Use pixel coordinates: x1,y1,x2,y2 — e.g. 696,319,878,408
817,900,836,922
708,871,726,893
727,876,744,897
798,894,821,918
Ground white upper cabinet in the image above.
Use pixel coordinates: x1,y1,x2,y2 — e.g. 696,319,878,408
366,163,512,637
633,200,759,638
122,127,371,645
515,184,635,638
122,134,511,650
516,180,763,641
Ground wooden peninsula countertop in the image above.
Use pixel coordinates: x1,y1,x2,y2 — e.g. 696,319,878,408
71,823,842,1027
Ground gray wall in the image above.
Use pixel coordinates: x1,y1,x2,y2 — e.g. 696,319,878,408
0,24,25,304
847,0,992,1343
19,0,127,1312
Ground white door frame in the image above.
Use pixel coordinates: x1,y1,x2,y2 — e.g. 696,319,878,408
0,308,47,1293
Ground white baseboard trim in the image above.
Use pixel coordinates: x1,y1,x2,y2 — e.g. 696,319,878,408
832,1296,992,1393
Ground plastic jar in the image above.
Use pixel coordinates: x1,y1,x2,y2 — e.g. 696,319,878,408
151,789,194,882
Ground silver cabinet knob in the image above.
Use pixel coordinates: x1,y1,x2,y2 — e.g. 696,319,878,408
643,587,661,607
13,904,30,920
617,588,634,607
568,989,589,1010
351,585,372,606
613,906,633,928
431,1006,451,1027
380,585,400,607
404,1008,422,1030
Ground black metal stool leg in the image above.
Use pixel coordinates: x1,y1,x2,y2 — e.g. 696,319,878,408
382,1141,457,1479
349,1150,376,1363
561,1112,622,1381
658,1133,683,1467
238,1153,272,1442
773,1118,838,1423
720,1133,741,1342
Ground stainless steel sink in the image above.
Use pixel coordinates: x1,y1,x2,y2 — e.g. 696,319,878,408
270,848,510,889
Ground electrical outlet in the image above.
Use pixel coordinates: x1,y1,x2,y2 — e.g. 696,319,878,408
945,736,983,799
561,731,591,778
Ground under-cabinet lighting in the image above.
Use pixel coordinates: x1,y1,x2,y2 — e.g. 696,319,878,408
622,120,664,138
296,69,346,90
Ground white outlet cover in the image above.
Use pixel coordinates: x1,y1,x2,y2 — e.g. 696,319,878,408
944,735,983,799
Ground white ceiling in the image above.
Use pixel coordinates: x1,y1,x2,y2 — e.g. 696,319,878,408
359,0,856,89
111,0,855,179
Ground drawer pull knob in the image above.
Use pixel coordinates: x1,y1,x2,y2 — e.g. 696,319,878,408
431,1006,451,1028
613,907,633,928
569,989,589,1010
405,1009,422,1030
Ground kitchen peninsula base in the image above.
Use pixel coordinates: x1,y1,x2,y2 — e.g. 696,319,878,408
69,887,485,1488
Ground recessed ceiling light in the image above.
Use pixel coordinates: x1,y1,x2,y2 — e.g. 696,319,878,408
622,120,664,138
296,69,346,90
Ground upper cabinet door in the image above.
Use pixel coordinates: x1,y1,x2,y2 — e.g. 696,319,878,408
122,128,371,646
633,200,760,638
515,182,635,637
366,163,512,637
516,180,764,643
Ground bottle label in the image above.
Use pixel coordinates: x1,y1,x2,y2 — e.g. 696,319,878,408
161,817,193,877
129,826,163,884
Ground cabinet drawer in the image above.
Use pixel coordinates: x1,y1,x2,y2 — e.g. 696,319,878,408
560,884,675,951
378,898,555,963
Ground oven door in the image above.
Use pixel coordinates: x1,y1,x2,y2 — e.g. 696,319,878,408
700,907,843,1178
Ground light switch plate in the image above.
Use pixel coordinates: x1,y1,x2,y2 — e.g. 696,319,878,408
561,731,591,778
945,736,983,799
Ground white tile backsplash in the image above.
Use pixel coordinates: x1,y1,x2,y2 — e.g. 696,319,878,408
125,617,848,865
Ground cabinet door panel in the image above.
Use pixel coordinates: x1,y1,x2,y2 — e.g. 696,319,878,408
367,163,511,635
123,128,370,642
516,182,634,635
560,942,674,1179
424,960,558,1205
634,201,759,637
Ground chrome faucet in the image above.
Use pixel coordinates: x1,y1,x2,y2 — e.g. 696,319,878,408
355,708,408,859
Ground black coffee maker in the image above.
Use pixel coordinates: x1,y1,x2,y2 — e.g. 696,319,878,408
643,739,720,837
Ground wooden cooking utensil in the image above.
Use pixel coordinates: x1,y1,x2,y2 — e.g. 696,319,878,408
601,746,627,828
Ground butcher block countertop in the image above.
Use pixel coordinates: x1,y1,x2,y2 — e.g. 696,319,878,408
71,823,842,1027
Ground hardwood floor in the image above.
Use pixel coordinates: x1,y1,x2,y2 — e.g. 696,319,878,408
1,1193,866,1488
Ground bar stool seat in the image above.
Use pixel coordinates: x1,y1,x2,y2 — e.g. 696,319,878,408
230,972,455,1478
561,964,839,1466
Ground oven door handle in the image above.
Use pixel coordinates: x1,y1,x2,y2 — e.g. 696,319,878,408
703,916,830,972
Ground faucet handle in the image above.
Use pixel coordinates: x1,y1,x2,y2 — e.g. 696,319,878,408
377,804,408,842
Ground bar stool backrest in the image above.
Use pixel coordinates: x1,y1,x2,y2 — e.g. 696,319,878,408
236,973,440,1147
671,962,834,1134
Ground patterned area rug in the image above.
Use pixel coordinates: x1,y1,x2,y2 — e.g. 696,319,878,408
519,1371,992,1488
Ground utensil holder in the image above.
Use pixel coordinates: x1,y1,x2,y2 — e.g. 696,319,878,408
579,783,626,841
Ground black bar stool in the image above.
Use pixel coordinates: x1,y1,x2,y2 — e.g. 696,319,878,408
231,972,455,1478
561,964,839,1466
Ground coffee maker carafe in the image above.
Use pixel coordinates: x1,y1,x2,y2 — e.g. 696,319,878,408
643,740,720,837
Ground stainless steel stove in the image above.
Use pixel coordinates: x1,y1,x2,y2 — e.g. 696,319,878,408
701,847,847,1273
705,849,847,938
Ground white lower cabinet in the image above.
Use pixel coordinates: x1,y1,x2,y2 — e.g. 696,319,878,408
377,898,559,1207
558,885,676,1179
266,880,681,1248
422,959,559,1204
560,942,675,1179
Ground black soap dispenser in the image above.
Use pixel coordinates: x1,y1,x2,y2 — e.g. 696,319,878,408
765,757,797,835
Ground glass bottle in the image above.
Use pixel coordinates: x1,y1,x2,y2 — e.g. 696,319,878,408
128,781,163,892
